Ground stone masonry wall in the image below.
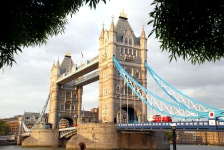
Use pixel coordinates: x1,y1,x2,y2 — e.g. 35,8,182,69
22,129,59,147
66,123,170,150
66,123,119,149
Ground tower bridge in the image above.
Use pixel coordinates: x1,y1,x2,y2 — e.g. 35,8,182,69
48,10,148,130
20,11,224,149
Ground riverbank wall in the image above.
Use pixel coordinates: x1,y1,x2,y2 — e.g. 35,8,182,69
0,142,16,146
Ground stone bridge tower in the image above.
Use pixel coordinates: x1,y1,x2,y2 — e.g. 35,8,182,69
48,52,82,129
98,11,147,123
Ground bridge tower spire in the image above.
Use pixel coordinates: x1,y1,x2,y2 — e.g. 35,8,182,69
98,11,148,123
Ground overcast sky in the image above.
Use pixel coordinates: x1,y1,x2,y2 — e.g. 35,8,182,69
0,0,223,119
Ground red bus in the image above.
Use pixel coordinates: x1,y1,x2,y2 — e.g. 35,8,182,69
152,115,172,122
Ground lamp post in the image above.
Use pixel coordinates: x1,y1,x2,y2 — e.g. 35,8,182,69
171,123,177,150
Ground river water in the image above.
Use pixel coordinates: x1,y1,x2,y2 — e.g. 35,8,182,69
0,145,224,150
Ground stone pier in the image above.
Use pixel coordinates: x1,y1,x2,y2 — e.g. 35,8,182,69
66,123,170,150
22,129,59,147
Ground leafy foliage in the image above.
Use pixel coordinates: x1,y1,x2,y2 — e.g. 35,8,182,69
165,131,173,140
0,119,10,136
0,0,107,69
148,0,224,64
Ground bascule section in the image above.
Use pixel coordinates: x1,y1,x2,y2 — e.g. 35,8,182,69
98,11,148,123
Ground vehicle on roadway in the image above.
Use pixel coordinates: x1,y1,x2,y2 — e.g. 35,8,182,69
148,115,172,122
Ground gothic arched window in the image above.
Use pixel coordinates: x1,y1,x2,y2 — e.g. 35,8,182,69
124,38,128,44
116,86,120,94
135,72,140,79
125,48,128,54
129,38,132,45
133,49,136,56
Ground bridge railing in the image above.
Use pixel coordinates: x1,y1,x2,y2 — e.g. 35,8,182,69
75,70,99,85
76,55,99,70
117,121,224,131
59,127,77,138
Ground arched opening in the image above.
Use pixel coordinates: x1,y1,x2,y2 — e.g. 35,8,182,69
116,106,138,123
58,117,73,128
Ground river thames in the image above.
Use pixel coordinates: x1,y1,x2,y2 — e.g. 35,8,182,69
1,145,224,150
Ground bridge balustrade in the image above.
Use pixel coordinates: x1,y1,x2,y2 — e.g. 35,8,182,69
75,70,99,85
117,121,224,131
59,127,77,138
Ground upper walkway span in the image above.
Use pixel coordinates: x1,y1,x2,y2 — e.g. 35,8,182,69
56,56,99,85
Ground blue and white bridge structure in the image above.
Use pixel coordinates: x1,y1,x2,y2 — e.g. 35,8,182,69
61,56,224,133
21,55,224,138
113,56,224,120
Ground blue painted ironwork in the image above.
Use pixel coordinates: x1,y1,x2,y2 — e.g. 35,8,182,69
113,56,224,119
145,62,220,113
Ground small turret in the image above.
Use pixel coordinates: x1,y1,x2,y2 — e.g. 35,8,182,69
140,25,146,39
109,16,116,43
51,60,55,71
140,24,147,63
99,23,104,45
109,16,115,32
56,57,60,68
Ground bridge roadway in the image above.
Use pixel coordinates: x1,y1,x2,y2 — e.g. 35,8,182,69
59,127,77,138
57,120,224,138
117,121,224,131
21,121,224,139
56,56,99,85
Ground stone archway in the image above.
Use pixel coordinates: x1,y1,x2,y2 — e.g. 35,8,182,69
116,106,139,123
58,117,74,128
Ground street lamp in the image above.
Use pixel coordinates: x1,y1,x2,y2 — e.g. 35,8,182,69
171,123,177,150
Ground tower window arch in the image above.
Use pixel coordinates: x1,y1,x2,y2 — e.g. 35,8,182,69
133,49,136,56
128,48,132,55
66,91,71,98
116,86,120,94
129,38,132,45
124,84,132,95
125,48,128,54
120,47,124,54
65,103,70,109
60,92,64,98
135,71,140,79
124,38,128,44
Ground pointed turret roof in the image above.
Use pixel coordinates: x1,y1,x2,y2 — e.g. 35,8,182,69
110,16,115,32
140,25,146,39
99,23,104,39
51,60,55,70
115,10,140,45
56,58,60,67
60,52,74,74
